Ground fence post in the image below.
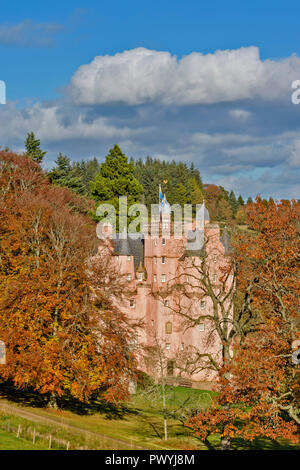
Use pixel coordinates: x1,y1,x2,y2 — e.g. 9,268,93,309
33,428,36,444
16,424,21,438
66,441,70,450
49,434,52,449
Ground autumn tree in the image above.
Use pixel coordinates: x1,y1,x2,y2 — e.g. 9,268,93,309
0,151,137,406
186,198,300,447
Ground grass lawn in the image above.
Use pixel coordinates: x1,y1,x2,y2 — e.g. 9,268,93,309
0,382,298,450
0,429,48,450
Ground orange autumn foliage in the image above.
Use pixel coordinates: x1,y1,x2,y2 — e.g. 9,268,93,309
0,151,137,403
187,198,300,445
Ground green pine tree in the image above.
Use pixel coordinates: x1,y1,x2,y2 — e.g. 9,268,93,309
48,153,85,195
90,145,144,227
24,132,46,164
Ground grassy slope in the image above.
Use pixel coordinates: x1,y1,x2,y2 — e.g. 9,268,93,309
0,429,47,450
0,384,298,450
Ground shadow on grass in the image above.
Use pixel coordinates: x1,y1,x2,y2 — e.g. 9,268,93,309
232,436,299,451
0,380,138,420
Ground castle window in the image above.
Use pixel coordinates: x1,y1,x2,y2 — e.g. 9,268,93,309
200,300,206,310
154,238,158,246
162,220,169,229
164,300,169,307
180,342,184,350
154,257,157,264
165,343,171,350
165,322,172,334
162,256,166,264
167,360,174,375
151,320,154,327
130,299,135,308
213,254,217,263
199,323,205,331
153,274,157,282
213,274,217,283
161,274,166,283
137,272,143,282
127,273,132,281
162,238,166,245
127,255,131,261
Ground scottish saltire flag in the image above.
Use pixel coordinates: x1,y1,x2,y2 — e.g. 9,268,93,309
159,184,163,202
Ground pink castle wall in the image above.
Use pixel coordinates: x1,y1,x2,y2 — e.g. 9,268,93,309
98,217,231,386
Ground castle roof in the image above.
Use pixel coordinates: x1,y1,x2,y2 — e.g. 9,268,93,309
220,227,232,255
112,233,144,272
180,229,205,259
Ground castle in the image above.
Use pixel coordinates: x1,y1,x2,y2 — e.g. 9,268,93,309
98,187,232,388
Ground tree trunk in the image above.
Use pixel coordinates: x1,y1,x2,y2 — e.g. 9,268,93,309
220,434,231,450
48,392,58,409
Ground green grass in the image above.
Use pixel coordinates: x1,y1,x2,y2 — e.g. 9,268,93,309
0,382,298,451
0,429,48,450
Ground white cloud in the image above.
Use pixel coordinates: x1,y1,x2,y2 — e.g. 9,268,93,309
229,109,251,120
0,102,145,144
0,20,64,47
69,46,300,105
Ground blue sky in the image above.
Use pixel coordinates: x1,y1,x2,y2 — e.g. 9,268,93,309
0,1,300,199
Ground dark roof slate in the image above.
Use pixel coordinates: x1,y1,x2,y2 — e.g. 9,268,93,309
113,233,144,272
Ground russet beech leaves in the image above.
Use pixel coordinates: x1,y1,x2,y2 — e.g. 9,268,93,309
0,151,136,404
187,198,300,445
